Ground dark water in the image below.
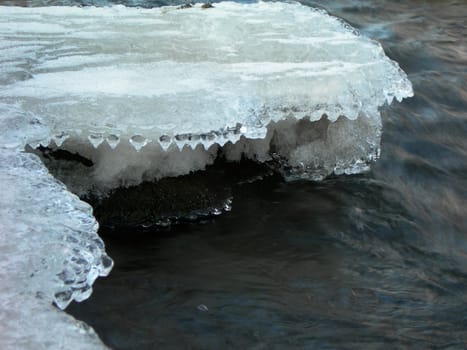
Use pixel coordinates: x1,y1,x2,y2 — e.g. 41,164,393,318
11,0,466,348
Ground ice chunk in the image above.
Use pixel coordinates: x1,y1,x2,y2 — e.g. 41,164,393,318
0,2,412,191
0,105,111,348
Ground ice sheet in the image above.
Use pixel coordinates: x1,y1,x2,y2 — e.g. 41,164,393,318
0,2,412,155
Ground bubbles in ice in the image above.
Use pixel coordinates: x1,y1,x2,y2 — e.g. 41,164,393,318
52,132,69,147
88,133,104,148
201,132,216,142
106,134,120,149
100,254,113,270
174,133,190,149
159,135,172,151
129,134,150,151
54,290,74,310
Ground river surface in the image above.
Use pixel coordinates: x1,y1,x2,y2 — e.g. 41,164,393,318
6,0,467,348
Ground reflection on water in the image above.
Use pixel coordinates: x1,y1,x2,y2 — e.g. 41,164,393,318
8,0,464,348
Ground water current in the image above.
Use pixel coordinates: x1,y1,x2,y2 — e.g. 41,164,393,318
5,0,467,348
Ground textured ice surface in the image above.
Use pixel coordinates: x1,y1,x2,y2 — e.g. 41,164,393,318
0,1,413,192
0,2,412,347
0,104,111,348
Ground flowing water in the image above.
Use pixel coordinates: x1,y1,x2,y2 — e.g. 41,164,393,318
5,0,467,348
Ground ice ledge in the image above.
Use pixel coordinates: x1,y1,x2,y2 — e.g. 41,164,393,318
0,1,413,155
0,106,111,349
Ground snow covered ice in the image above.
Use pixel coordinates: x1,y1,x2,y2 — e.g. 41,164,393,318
0,1,412,349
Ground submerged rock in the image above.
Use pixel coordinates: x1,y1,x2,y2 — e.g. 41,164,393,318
87,159,275,229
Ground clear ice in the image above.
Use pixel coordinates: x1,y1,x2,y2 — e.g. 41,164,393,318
0,2,413,348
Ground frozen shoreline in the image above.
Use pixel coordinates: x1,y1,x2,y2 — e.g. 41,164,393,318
0,106,112,348
0,2,412,348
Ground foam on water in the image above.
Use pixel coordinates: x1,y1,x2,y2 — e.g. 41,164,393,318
0,2,412,348
0,1,412,195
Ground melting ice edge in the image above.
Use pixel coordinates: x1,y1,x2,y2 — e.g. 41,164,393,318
0,2,412,349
